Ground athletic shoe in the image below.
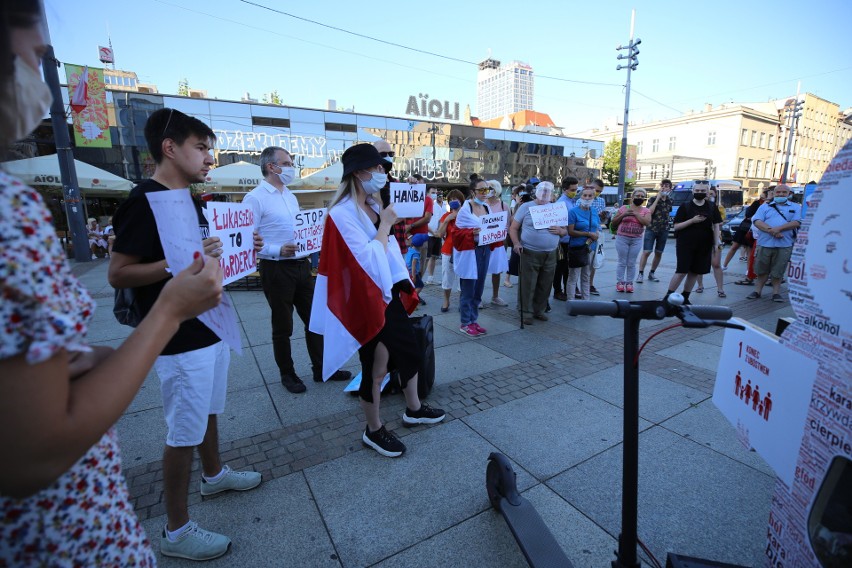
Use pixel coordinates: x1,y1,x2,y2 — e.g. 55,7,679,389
522,318,534,325
362,425,406,457
574,292,582,299
280,373,306,394
616,282,625,293
772,293,784,303
722,265,729,272
459,324,481,337
471,322,488,335
533,314,549,321
589,286,600,296
419,298,427,306
636,271,644,283
160,522,231,561
478,301,488,309
200,465,262,496
647,272,659,282
625,282,634,293
491,297,508,307
402,402,446,426
553,291,568,301
545,303,552,313
746,291,761,300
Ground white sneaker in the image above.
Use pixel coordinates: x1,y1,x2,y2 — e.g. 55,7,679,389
161,522,231,560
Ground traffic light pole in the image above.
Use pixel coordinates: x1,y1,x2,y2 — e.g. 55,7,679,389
616,10,640,205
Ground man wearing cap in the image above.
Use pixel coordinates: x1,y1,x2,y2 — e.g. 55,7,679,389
243,146,352,393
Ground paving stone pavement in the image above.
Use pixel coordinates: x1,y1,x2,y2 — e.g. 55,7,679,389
71,247,792,567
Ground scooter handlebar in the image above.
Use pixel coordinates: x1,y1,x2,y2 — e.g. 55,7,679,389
685,305,733,321
566,300,619,317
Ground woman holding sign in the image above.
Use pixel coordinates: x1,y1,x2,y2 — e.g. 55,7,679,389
309,144,445,458
485,180,510,307
453,179,493,337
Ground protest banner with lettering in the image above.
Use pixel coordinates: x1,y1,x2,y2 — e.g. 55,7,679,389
293,207,327,258
713,318,817,486
528,201,569,229
389,182,426,218
479,211,508,246
146,190,242,354
204,202,257,286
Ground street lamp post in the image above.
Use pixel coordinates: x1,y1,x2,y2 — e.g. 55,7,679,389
780,82,803,184
616,10,640,206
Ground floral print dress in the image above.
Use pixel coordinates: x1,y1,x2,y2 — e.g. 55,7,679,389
0,171,155,567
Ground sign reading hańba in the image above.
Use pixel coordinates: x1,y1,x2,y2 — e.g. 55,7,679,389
389,182,426,218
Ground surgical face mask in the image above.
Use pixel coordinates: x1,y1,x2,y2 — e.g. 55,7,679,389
276,166,296,186
567,191,577,199
449,200,461,210
429,192,437,199
773,196,788,204
361,171,387,194
8,58,53,142
579,198,593,209
473,195,487,205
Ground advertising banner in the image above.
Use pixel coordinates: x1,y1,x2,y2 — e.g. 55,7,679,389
65,64,112,148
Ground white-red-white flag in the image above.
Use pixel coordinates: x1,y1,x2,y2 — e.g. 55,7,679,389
70,66,89,114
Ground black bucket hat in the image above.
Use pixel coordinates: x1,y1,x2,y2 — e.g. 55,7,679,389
341,144,385,178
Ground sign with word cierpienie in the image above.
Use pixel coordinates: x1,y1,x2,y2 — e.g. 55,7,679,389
713,318,817,486
529,201,569,229
293,207,326,257
205,202,257,286
479,211,508,246
389,182,426,218
145,190,241,354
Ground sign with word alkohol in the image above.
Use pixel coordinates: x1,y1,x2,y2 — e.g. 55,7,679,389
479,211,509,246
205,202,257,286
529,201,569,229
293,207,327,257
389,182,426,218
713,318,817,486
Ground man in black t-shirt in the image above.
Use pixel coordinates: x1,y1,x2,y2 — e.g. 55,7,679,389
109,108,262,561
664,181,723,305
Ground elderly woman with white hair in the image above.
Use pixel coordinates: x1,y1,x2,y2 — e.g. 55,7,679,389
485,180,510,307
508,181,567,325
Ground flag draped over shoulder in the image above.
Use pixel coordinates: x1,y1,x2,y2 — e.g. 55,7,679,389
309,196,412,381
451,201,485,279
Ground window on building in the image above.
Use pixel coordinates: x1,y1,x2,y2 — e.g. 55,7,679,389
756,160,762,177
325,122,357,133
741,129,748,145
750,130,758,147
252,116,291,128
759,132,766,148
668,136,676,151
707,131,716,145
650,165,658,179
652,138,659,152
747,159,754,177
763,161,771,178
636,141,643,155
768,134,775,149
737,158,745,177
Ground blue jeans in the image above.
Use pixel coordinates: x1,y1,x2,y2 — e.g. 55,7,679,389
459,245,491,326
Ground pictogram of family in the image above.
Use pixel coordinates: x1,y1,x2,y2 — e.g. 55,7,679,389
734,371,773,420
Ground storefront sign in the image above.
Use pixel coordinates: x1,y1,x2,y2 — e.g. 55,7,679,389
205,202,257,286
213,129,328,158
479,211,508,246
529,202,569,229
405,93,460,121
293,207,326,256
389,182,426,218
392,157,462,182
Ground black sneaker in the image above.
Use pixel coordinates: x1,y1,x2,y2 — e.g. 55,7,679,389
647,272,659,282
362,425,406,457
545,302,552,313
313,369,353,383
402,403,446,426
589,286,600,296
280,373,306,393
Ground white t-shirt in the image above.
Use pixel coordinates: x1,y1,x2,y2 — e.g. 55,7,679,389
428,198,449,234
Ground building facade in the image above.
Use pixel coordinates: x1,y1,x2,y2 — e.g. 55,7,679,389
476,59,534,122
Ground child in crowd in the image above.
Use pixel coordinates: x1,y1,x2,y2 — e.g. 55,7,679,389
405,233,429,305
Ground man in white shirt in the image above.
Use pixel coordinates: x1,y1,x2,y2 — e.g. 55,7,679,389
243,146,351,393
424,187,448,284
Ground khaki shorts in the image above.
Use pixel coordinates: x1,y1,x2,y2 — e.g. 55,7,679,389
754,246,792,280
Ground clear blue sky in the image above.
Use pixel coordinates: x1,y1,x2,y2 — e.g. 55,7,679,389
45,0,851,132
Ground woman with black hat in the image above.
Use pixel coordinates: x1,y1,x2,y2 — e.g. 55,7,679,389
309,143,445,458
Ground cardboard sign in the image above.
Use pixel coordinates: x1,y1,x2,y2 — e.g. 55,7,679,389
479,211,508,246
205,202,257,286
146,190,241,354
293,207,326,257
529,201,569,229
713,318,817,486
389,182,426,218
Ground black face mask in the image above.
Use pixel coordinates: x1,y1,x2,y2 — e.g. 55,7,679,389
381,161,393,174
633,198,645,206
693,192,707,201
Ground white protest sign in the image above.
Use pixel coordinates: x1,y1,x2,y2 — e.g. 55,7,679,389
529,201,569,229
389,182,426,218
479,211,508,246
146,190,242,354
712,318,817,486
204,202,257,286
293,207,326,258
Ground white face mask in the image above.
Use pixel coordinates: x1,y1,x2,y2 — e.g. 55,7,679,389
579,198,594,209
276,166,296,186
362,171,387,194
8,58,53,142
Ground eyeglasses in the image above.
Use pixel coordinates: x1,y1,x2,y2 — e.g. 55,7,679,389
161,108,175,137
277,161,294,168
379,151,395,157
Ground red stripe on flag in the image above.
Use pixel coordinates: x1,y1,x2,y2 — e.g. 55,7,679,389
319,217,387,345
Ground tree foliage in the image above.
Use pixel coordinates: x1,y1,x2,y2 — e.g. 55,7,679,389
177,78,189,96
262,90,282,105
601,138,634,191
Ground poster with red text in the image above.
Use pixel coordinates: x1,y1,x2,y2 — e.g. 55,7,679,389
204,202,257,286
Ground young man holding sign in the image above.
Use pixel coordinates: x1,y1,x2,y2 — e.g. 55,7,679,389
109,109,262,560
244,147,352,393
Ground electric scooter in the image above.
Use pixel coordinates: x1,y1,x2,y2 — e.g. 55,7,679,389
486,295,748,568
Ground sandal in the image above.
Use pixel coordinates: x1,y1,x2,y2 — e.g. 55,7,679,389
502,281,513,288
734,279,754,286
695,287,704,293
717,290,727,298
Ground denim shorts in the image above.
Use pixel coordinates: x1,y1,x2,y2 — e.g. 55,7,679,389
643,228,668,252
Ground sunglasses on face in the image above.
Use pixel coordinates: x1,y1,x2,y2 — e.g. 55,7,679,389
379,151,395,157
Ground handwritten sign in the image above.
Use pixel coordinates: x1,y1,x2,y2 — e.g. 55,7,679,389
713,318,816,485
389,182,426,218
529,202,569,229
204,202,257,286
146,190,242,354
479,211,508,246
293,207,326,257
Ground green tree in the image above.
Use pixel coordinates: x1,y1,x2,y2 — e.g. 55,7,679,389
177,78,189,96
262,90,282,105
601,138,634,192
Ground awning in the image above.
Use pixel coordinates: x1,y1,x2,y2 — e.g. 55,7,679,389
288,161,342,190
1,154,133,194
204,161,263,189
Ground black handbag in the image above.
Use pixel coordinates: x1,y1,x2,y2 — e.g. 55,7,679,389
567,245,590,268
113,287,142,327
